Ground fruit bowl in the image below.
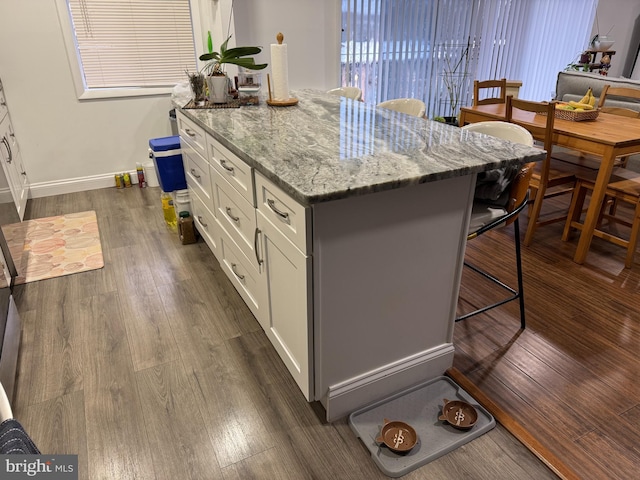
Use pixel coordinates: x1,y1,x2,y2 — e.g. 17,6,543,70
545,104,600,121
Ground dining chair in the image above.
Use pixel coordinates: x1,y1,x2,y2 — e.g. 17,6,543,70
327,86,363,101
377,98,426,118
457,121,536,328
504,96,579,246
473,78,507,106
563,167,640,268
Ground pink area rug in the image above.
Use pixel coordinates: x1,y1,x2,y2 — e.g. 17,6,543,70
1,210,104,285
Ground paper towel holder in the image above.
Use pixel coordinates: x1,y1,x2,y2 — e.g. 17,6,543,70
266,74,298,106
266,33,299,107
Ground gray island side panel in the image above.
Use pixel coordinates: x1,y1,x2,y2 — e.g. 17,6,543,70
179,90,543,205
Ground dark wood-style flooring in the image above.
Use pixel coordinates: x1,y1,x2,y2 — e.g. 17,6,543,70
9,184,634,479
456,197,640,480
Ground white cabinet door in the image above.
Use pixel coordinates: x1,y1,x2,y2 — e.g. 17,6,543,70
0,110,28,220
257,210,312,400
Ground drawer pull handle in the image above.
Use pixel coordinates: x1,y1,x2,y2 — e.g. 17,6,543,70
254,228,263,265
197,215,208,228
185,128,196,137
267,198,290,222
225,207,240,222
190,168,201,180
220,159,234,173
1,137,12,163
231,263,245,280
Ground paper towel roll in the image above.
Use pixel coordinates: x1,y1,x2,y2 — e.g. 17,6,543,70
270,42,290,101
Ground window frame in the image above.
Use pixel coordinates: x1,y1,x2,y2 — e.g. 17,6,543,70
54,0,205,100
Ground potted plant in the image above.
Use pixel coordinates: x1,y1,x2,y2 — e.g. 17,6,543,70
199,33,268,103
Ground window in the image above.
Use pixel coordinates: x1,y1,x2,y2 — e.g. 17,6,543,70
56,0,198,99
341,0,598,117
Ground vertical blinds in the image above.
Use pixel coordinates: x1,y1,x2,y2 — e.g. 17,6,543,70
342,0,598,117
67,0,197,89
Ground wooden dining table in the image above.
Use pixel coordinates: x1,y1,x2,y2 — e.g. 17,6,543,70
459,103,640,264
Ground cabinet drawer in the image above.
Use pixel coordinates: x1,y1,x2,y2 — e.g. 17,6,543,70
208,136,254,205
177,112,206,158
183,143,213,210
190,189,221,258
255,172,309,255
219,230,266,323
212,170,258,270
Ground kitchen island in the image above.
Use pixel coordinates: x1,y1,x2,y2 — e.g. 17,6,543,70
177,90,543,421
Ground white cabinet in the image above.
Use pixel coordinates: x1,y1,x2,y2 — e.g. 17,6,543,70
256,207,312,400
177,111,313,400
178,112,221,258
206,134,269,325
0,80,29,220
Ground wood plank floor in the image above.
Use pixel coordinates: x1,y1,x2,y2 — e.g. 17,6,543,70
456,198,640,480
10,186,564,479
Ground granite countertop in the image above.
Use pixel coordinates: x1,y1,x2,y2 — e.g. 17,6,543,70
179,89,544,205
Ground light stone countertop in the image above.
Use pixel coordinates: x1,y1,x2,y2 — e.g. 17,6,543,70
179,89,544,205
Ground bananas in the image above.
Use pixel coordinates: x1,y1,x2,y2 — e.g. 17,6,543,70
568,101,594,110
570,87,596,109
555,87,597,112
579,88,591,104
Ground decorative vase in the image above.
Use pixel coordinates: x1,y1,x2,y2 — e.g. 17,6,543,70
189,73,206,106
207,75,231,104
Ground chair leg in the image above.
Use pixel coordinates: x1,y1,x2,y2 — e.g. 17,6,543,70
514,217,526,329
524,183,547,246
624,201,640,268
562,182,586,241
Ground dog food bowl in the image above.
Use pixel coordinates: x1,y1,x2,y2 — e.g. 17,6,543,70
375,418,418,453
438,398,478,430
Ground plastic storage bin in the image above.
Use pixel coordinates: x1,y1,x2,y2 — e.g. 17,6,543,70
149,135,187,192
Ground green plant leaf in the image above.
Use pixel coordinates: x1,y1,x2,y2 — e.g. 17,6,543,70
223,46,263,58
207,31,213,54
198,52,220,61
225,58,268,70
220,35,231,55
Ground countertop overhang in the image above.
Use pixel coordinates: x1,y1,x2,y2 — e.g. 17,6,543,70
178,90,544,205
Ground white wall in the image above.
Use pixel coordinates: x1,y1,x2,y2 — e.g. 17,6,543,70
0,1,181,196
591,0,640,78
233,0,341,91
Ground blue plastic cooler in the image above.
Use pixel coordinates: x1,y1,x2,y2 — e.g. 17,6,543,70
149,135,187,192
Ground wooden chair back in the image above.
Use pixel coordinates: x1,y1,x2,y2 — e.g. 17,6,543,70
597,84,640,109
505,96,555,162
505,96,577,245
473,78,507,106
506,162,536,221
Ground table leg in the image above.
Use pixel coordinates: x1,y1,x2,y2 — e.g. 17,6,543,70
573,147,616,264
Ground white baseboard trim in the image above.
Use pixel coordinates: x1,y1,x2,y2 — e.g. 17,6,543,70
323,343,455,421
28,172,148,198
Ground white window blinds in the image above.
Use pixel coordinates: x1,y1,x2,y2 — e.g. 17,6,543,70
65,0,197,89
342,0,598,117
